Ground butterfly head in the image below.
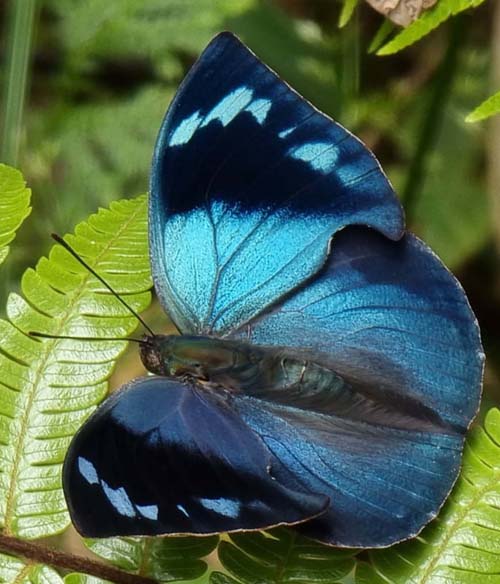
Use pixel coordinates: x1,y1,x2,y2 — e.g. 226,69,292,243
139,334,239,383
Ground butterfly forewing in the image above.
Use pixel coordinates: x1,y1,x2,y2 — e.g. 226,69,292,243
63,377,327,538
150,32,404,336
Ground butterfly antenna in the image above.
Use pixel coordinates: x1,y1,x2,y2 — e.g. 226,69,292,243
52,233,156,337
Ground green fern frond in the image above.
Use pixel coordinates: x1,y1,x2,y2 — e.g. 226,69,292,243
0,552,63,583
338,0,358,28
46,88,171,215
211,528,356,584
0,164,31,266
46,0,254,59
84,535,218,582
377,0,486,55
356,407,500,584
466,90,500,123
0,195,151,539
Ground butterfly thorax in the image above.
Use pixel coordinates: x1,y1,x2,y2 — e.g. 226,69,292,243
139,334,343,399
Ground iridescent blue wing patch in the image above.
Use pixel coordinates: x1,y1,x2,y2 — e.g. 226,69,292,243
150,32,404,335
63,377,327,538
232,395,464,548
231,228,483,432
225,226,483,546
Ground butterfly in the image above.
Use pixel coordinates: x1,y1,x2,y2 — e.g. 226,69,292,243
62,32,483,548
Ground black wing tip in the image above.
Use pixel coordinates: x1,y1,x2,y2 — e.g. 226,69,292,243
210,30,243,45
206,31,251,56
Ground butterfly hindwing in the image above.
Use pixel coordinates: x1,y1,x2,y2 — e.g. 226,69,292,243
150,32,404,336
233,394,464,547
231,227,483,432
63,377,327,538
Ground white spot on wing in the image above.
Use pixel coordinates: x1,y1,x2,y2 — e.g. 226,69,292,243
169,111,203,146
136,504,159,520
289,142,339,174
201,87,253,128
102,481,136,518
199,497,241,518
177,503,190,518
78,457,99,485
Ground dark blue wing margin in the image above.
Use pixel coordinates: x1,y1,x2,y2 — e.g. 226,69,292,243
150,32,404,335
63,377,327,537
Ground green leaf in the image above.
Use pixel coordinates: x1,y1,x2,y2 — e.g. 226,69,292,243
0,552,63,583
46,0,254,60
210,574,238,584
85,535,218,582
35,88,171,223
367,20,395,54
338,0,358,28
377,0,486,55
0,195,151,539
391,48,490,268
466,90,500,123
0,164,31,266
356,408,500,584
212,528,356,584
64,576,109,584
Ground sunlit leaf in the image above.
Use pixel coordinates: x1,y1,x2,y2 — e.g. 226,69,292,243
64,575,109,584
0,552,63,583
339,0,359,28
211,529,356,584
0,164,31,266
0,195,151,539
367,20,395,54
467,90,500,123
356,408,500,584
85,536,218,583
377,0,487,55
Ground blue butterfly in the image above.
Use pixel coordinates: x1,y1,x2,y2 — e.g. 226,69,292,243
63,32,484,548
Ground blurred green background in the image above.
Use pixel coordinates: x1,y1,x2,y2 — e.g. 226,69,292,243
1,0,498,405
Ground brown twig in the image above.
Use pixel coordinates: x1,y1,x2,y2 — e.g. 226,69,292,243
0,533,157,584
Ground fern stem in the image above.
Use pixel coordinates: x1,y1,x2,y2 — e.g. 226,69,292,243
401,16,464,224
0,533,157,584
0,0,38,166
